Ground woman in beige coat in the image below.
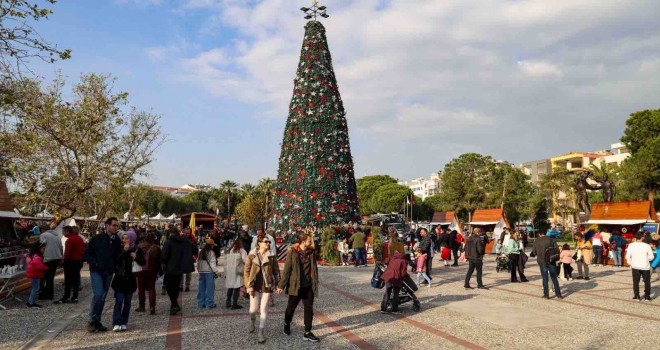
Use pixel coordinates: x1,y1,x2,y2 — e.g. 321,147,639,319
576,233,592,280
224,239,246,309
244,236,280,344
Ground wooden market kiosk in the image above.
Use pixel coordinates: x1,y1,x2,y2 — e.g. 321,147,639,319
180,212,218,235
468,208,510,254
429,211,463,234
585,200,658,266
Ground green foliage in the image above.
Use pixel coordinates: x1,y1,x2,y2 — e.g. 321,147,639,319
440,153,499,222
424,194,453,212
320,226,339,266
357,175,397,215
411,197,434,221
271,21,360,235
235,195,265,229
368,183,412,214
0,74,164,218
621,109,660,154
371,226,384,262
619,137,660,201
0,0,71,79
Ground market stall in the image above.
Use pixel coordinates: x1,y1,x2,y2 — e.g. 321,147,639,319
468,208,510,254
429,211,463,234
585,200,658,266
180,212,218,236
0,180,29,306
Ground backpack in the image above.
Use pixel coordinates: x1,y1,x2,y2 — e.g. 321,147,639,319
544,245,560,265
371,265,385,289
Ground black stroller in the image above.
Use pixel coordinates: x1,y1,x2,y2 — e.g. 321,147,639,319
372,262,421,312
495,254,510,272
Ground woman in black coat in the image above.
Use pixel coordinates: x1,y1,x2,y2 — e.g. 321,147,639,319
111,233,145,331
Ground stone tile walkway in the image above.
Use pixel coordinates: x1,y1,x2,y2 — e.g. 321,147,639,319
2,254,658,349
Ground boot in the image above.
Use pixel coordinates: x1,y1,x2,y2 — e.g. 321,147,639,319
249,316,256,333
257,328,265,343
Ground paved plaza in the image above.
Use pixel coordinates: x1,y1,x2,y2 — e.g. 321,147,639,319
2,253,658,350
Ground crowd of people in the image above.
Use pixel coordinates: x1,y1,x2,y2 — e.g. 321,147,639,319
22,218,322,344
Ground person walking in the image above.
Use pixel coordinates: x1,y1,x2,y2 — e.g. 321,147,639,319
277,234,320,343
559,244,574,280
532,232,562,299
161,227,194,316
111,233,145,331
464,228,488,289
381,250,410,313
243,235,280,344
575,234,592,280
197,239,220,309
449,230,461,266
626,232,655,301
505,231,528,282
418,228,433,282
25,243,49,308
179,228,198,292
136,233,161,315
414,248,431,287
591,230,604,267
55,226,85,304
224,239,246,309
84,217,122,332
349,228,366,267
39,221,63,300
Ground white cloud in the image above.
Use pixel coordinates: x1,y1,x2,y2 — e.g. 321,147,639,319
517,60,563,78
115,0,161,6
165,0,660,178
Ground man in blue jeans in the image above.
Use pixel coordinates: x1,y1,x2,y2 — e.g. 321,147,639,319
532,232,562,299
84,217,122,332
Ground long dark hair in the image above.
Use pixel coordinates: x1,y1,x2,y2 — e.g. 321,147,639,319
229,237,243,253
199,242,214,262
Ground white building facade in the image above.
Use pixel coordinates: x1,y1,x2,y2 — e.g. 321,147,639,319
398,173,441,201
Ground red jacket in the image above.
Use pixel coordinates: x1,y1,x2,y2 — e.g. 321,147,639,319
381,251,408,286
64,233,85,261
26,255,49,279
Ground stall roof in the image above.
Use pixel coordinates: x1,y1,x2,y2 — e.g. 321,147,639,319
430,211,455,225
586,200,657,224
469,208,509,227
180,212,218,222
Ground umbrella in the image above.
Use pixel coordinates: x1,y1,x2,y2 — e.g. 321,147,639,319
189,213,196,236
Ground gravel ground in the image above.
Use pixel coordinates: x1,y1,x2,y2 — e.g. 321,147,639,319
2,253,658,350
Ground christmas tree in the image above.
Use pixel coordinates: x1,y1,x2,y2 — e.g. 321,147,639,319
270,19,360,237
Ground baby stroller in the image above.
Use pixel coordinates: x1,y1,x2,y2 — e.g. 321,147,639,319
495,254,510,272
372,262,421,312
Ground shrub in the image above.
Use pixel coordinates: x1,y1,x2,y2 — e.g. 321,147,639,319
371,226,384,262
320,226,340,266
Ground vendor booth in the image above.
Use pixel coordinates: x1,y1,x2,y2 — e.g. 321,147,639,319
468,208,510,254
429,211,463,234
181,212,218,235
0,179,29,308
585,200,658,266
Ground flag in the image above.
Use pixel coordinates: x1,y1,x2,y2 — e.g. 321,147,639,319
409,195,415,205
189,213,196,236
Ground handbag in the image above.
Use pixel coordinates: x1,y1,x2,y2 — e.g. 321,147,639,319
240,286,249,299
371,265,385,289
203,253,218,279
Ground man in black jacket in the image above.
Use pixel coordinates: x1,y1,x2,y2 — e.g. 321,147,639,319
161,228,194,315
449,230,460,266
84,217,122,332
464,228,488,289
532,232,562,299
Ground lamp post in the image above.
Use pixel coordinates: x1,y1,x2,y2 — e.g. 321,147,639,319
300,0,329,20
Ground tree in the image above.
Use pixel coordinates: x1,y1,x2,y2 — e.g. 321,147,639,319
235,195,264,229
257,177,275,227
486,165,535,226
538,168,574,227
440,153,495,222
207,197,221,216
356,175,397,215
0,0,71,80
240,183,256,197
220,180,238,219
423,194,453,212
368,183,412,214
620,109,660,201
519,188,549,233
270,20,360,235
319,226,339,265
0,74,164,219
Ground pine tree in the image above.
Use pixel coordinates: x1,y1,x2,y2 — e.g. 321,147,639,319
270,20,360,236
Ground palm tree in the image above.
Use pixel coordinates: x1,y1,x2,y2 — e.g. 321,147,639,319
538,168,574,227
207,198,221,216
220,180,238,219
258,178,276,228
240,183,256,197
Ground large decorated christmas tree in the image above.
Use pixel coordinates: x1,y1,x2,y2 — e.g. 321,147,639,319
270,16,360,236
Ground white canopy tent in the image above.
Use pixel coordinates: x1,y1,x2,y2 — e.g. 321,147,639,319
149,213,168,221
167,214,177,220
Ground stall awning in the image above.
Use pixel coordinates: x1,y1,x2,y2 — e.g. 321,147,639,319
0,211,20,218
468,221,499,225
585,219,649,225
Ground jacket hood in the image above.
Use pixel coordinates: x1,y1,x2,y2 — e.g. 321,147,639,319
169,235,186,243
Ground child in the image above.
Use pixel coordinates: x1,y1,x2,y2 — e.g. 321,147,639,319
440,243,451,267
25,243,49,308
559,244,574,281
415,248,432,288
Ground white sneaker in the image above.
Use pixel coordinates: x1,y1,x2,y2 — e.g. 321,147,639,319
113,325,121,332
120,325,127,331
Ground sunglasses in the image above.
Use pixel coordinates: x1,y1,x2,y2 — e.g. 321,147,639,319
261,240,271,244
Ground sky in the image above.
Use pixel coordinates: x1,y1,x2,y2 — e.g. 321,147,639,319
28,0,660,187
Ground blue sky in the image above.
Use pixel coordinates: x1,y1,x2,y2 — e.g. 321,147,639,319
29,0,660,187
